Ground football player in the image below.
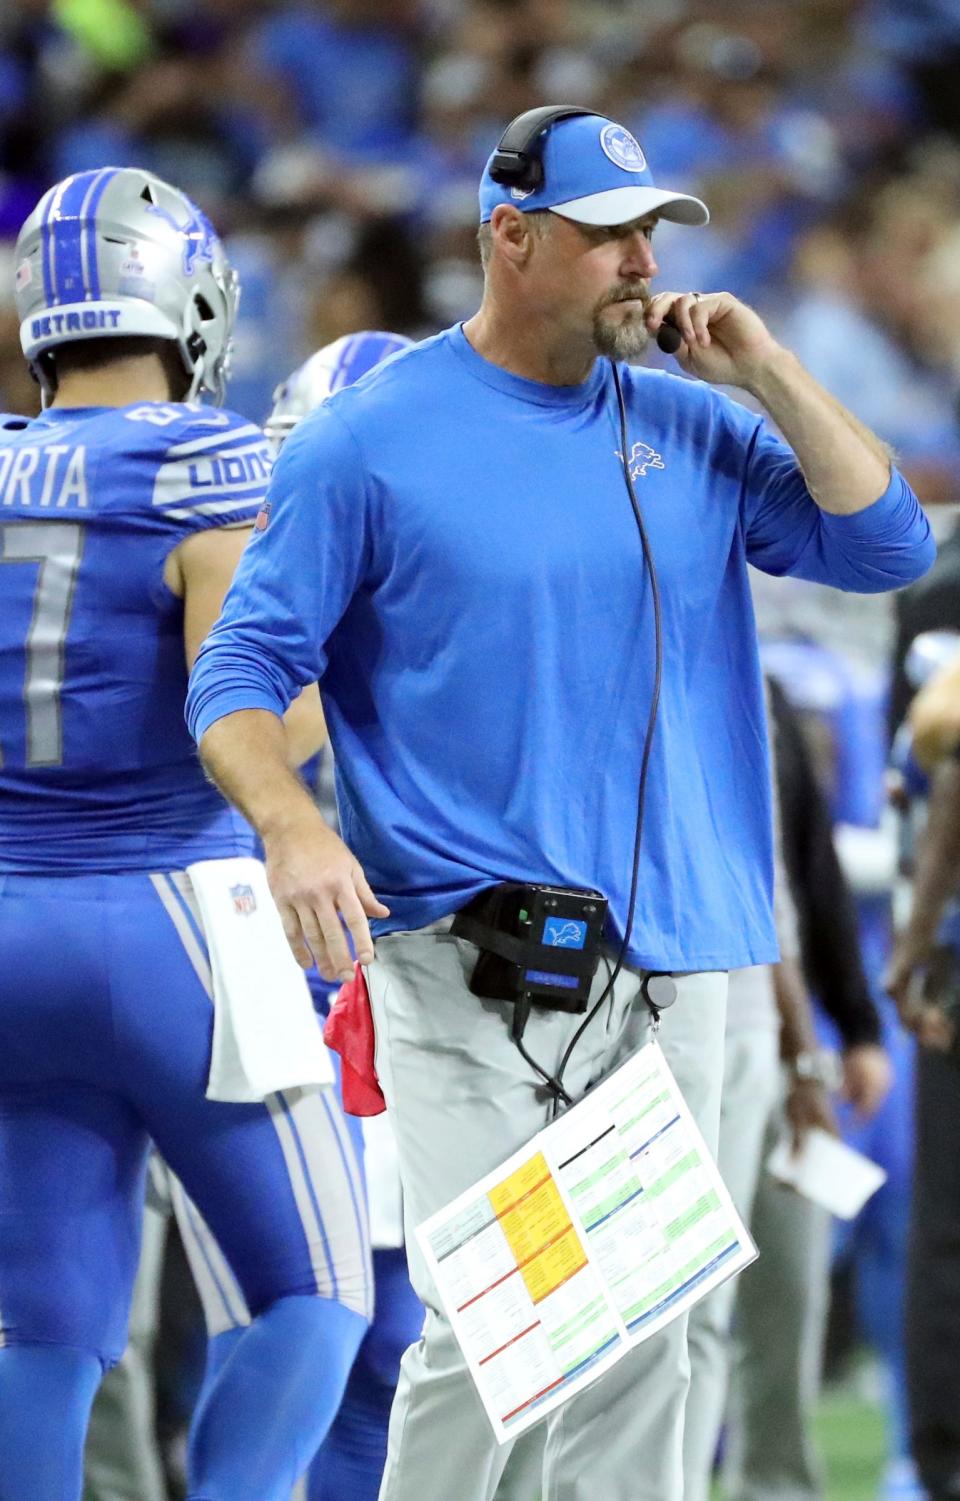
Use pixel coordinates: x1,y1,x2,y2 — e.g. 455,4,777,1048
0,168,371,1501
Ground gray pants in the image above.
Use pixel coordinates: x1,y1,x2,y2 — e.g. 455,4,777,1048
83,1186,169,1501
683,1023,830,1501
367,920,728,1501
724,1119,830,1501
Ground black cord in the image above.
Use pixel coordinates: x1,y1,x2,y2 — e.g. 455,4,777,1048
512,360,664,1116
511,996,576,1107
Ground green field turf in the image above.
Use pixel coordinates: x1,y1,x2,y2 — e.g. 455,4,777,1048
712,1382,890,1501
814,1387,887,1500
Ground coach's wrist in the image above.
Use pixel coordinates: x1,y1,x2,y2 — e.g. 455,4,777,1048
737,342,798,403
258,792,326,845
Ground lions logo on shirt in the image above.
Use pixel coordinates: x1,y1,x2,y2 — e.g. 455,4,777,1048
616,441,665,480
599,124,647,173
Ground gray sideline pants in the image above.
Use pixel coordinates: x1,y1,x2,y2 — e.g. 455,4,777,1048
723,1120,830,1501
683,1023,830,1501
366,918,728,1501
683,1022,781,1501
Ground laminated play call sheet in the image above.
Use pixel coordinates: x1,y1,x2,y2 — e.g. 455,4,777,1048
415,1041,756,1442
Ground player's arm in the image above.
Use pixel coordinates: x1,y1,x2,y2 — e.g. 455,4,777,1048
646,291,892,514
909,649,960,769
647,291,934,592
886,757,960,1048
773,955,838,1151
165,525,326,767
199,707,385,980
185,405,388,982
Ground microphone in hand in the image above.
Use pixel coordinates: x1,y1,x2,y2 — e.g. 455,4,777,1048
656,319,683,355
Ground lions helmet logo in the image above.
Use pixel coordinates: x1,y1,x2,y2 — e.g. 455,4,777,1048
599,125,647,174
145,199,218,277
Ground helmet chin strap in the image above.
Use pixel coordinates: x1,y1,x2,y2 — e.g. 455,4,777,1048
180,301,208,403
33,352,58,410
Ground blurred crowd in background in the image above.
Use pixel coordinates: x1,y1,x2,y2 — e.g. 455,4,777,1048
1,0,960,666
5,2,960,1495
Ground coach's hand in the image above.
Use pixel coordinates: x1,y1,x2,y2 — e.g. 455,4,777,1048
263,811,390,981
645,291,781,392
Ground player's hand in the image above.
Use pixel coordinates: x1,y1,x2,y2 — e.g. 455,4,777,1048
263,813,390,981
784,1076,838,1155
841,1043,892,1119
645,290,782,391
884,944,954,1050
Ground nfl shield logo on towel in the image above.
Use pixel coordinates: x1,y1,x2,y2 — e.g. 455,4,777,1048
230,883,257,917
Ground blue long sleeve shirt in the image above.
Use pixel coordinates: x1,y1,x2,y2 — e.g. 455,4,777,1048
186,325,935,971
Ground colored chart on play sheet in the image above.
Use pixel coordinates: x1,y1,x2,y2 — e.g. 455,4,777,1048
490,1153,588,1300
416,1041,756,1445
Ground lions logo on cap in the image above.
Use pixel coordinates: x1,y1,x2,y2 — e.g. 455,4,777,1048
599,124,647,173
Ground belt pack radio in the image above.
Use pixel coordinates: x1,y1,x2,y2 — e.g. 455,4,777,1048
451,882,608,1014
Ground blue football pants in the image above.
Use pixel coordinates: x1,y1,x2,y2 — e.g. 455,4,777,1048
0,870,372,1500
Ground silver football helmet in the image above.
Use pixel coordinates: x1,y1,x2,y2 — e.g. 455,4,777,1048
14,166,239,404
265,330,414,450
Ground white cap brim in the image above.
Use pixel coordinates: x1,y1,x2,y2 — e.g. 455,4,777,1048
549,186,709,228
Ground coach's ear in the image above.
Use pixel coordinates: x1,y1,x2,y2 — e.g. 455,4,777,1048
488,205,540,267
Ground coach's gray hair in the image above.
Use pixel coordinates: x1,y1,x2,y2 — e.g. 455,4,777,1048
477,211,553,270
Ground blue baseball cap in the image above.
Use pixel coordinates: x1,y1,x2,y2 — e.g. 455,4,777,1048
479,113,709,228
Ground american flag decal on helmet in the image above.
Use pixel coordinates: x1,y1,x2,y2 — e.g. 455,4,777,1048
230,883,257,916
255,502,271,531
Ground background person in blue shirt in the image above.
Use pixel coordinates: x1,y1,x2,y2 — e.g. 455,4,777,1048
187,110,934,1501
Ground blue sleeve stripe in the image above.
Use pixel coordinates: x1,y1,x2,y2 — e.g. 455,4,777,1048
166,424,264,459
157,495,264,519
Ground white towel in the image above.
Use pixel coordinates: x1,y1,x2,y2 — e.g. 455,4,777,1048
186,857,335,1103
361,1112,405,1249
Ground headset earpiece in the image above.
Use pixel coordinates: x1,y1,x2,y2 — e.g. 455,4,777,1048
488,105,605,191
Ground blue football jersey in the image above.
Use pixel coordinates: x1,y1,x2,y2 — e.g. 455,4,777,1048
0,401,269,872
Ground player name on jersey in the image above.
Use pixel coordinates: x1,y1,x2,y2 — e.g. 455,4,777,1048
0,445,87,509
